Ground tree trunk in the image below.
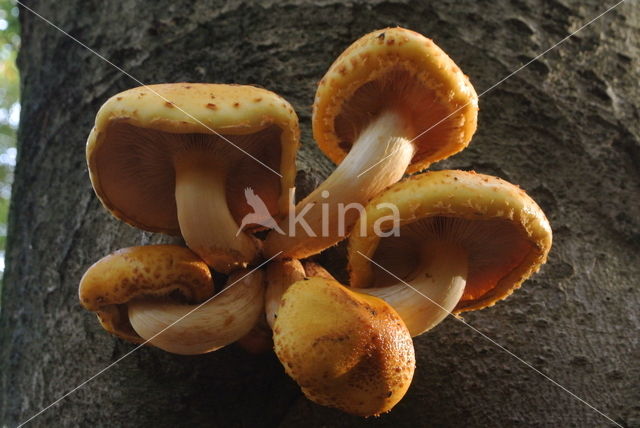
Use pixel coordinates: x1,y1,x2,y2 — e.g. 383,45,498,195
1,1,638,427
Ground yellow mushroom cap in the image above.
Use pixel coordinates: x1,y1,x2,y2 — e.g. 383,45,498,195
86,83,299,234
273,277,415,416
313,27,478,173
349,170,552,312
79,245,214,343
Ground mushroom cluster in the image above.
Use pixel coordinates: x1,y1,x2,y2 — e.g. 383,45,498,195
79,27,552,417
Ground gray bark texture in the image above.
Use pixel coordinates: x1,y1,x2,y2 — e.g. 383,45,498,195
1,0,639,427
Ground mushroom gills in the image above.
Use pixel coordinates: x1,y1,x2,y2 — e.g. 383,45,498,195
128,270,265,355
360,215,536,335
334,68,460,161
99,124,284,273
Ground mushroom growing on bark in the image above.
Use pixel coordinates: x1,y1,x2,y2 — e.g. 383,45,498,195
79,245,265,355
265,27,478,259
348,170,552,336
79,245,213,344
86,83,299,273
271,274,415,417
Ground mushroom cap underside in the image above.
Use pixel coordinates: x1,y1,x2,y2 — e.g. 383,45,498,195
348,170,552,312
87,83,299,234
313,27,478,173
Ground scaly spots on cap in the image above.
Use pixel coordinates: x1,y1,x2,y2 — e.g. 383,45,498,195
164,101,175,108
205,103,218,110
233,102,240,108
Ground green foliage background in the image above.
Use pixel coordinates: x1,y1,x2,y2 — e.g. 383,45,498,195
0,0,19,274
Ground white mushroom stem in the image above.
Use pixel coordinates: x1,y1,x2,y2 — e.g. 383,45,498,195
128,270,264,355
359,240,468,336
265,111,415,259
174,151,258,273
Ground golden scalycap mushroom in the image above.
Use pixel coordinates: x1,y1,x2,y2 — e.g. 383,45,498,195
80,245,266,354
273,277,416,417
314,27,478,171
348,171,552,336
87,83,299,273
266,27,478,259
79,245,214,343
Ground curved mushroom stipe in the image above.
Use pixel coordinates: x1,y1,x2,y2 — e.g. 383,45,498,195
265,113,414,259
358,240,468,336
264,27,478,259
129,269,265,355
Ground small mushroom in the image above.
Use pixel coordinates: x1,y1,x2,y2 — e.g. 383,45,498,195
78,245,214,343
272,276,415,417
265,27,478,259
348,170,552,336
79,245,265,355
87,83,299,273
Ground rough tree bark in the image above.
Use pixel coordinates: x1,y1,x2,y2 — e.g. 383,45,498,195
1,1,638,427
